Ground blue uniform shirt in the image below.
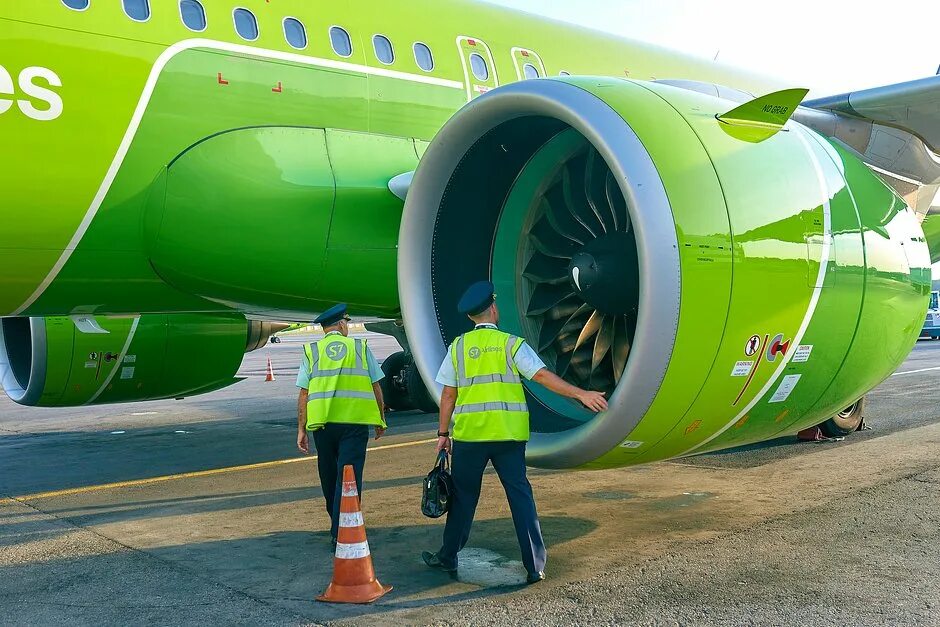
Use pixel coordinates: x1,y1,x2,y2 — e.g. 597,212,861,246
436,324,547,387
296,332,385,389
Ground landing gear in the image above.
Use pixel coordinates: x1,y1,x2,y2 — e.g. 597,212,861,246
406,359,440,414
818,397,866,438
380,351,412,411
800,397,867,441
380,350,439,414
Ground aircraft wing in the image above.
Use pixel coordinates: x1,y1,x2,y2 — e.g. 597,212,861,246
805,74,940,154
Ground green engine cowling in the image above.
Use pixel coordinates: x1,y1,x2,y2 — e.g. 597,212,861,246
0,313,272,407
399,77,932,470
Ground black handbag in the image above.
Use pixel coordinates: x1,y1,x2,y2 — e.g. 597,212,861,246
422,450,454,519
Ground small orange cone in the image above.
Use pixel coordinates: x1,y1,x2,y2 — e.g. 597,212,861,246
317,465,392,604
265,357,276,382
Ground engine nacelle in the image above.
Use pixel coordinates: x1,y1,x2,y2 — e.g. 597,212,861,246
0,313,270,407
400,77,931,469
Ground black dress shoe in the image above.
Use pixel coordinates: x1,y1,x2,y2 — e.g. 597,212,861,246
422,551,457,577
526,571,545,585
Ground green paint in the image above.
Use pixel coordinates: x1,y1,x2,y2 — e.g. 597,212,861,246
0,2,932,469
28,314,246,407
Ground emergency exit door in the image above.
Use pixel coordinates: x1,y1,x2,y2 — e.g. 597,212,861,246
511,47,546,81
457,36,498,101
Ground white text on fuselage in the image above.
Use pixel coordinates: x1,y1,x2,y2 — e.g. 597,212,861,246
0,65,63,122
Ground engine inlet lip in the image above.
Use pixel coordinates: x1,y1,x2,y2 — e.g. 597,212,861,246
400,79,681,468
0,317,48,406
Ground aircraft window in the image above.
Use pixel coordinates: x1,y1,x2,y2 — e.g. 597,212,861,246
62,0,90,10
373,35,394,65
233,8,259,41
523,63,540,80
122,0,150,22
179,0,206,32
330,26,353,58
283,17,307,50
469,53,489,81
559,71,571,76
414,42,434,72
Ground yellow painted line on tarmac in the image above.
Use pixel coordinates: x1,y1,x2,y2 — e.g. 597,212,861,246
14,437,437,502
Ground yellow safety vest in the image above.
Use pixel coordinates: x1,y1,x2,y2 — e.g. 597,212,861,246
304,334,384,431
450,328,529,442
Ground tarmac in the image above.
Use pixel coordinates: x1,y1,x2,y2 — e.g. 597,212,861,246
2,332,940,626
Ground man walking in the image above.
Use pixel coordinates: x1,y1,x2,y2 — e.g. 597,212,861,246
422,281,608,583
296,304,387,547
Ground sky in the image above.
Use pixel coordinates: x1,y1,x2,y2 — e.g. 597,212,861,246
491,0,939,98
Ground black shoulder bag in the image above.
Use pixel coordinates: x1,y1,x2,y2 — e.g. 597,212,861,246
421,450,454,519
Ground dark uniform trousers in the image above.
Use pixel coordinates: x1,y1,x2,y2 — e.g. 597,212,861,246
310,423,369,540
438,440,547,574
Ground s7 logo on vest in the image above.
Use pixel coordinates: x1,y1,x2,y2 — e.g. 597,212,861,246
0,64,63,122
326,342,347,360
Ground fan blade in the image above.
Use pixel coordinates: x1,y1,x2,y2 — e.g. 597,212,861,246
605,172,630,233
538,302,590,351
584,149,615,234
567,341,594,384
592,315,615,372
529,215,579,259
612,315,631,384
527,283,576,317
523,252,570,285
546,184,592,244
563,156,603,238
574,310,603,353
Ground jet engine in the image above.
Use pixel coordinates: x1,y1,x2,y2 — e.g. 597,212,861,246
399,77,931,469
0,313,275,407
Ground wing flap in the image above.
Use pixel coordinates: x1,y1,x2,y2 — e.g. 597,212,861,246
806,75,940,153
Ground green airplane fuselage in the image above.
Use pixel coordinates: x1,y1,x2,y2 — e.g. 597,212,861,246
0,0,779,318
0,1,932,470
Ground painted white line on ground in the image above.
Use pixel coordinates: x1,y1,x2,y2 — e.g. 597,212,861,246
891,366,940,377
15,437,437,501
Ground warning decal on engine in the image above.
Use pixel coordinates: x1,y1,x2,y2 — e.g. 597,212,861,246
791,345,813,363
769,374,801,403
731,361,754,377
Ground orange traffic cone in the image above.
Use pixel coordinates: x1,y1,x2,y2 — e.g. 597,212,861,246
317,465,392,604
265,357,276,382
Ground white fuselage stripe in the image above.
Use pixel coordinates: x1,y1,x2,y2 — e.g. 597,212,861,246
85,316,141,405
12,39,463,315
681,126,833,455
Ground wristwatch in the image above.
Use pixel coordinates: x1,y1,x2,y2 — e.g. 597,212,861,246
437,431,450,437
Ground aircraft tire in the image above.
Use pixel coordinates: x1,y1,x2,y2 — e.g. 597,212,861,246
406,361,440,414
819,397,865,438
380,351,412,411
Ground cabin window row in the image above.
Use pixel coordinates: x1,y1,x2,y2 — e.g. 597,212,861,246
61,1,436,72
59,2,566,79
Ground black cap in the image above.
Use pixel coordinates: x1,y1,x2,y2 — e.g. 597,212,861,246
458,281,496,316
314,303,348,327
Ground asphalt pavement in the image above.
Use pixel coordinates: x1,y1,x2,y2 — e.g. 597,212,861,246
2,334,940,625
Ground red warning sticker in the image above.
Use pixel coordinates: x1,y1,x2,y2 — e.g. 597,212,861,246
766,334,791,362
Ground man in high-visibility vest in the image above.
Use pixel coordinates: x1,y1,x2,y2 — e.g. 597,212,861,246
296,303,387,547
422,281,608,584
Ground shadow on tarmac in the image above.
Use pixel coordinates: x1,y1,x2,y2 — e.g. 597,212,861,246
0,411,437,497
0,474,424,535
0,516,597,622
